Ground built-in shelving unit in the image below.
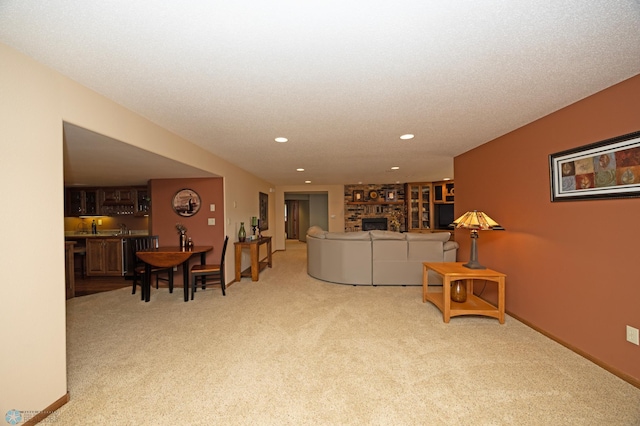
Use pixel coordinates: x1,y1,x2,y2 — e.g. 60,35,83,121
405,180,455,232
346,201,404,205
405,182,432,232
65,185,149,217
432,180,455,230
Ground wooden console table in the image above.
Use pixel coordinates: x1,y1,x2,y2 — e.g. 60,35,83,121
423,262,506,324
234,236,272,281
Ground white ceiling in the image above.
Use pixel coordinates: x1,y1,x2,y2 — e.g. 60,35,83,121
2,1,640,186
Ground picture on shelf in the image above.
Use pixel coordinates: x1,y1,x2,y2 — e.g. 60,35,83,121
352,190,364,202
385,190,396,202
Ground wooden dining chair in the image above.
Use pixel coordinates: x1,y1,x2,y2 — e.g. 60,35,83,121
132,236,174,298
190,236,228,300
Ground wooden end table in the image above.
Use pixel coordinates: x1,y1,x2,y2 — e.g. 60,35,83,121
423,262,506,324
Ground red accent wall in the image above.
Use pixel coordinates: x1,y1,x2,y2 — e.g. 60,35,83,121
149,177,224,286
454,74,640,384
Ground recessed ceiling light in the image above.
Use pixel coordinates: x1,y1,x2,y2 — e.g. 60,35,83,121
400,134,414,140
305,180,311,184
442,177,451,181
297,168,305,172
391,166,400,170
275,137,288,143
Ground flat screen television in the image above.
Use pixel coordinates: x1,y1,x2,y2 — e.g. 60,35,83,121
434,203,455,230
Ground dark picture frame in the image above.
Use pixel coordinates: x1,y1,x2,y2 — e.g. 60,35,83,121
259,192,269,230
172,188,201,217
352,190,364,202
385,190,397,202
549,130,640,202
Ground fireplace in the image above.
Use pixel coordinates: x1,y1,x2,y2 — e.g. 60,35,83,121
361,217,387,231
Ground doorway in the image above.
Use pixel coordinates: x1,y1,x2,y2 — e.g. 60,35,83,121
285,200,300,240
284,192,328,242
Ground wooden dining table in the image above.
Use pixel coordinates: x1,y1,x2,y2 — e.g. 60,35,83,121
136,245,213,302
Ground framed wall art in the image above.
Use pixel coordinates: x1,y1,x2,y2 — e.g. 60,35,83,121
259,192,269,230
172,188,201,217
385,190,397,202
352,190,364,202
549,130,640,201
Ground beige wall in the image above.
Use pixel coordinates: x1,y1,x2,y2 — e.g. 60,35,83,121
454,74,640,385
1,42,67,418
0,42,274,415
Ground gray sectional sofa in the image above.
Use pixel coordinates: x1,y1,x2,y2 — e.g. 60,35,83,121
306,226,459,286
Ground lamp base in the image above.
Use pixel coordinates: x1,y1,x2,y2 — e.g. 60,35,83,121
462,261,486,270
464,230,486,269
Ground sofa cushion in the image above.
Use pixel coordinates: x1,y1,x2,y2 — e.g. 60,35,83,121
408,240,445,261
405,232,451,242
324,231,371,240
372,240,407,261
306,226,327,238
369,230,406,240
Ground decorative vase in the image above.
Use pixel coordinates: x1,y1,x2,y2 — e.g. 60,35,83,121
451,281,467,303
238,222,246,242
179,231,187,250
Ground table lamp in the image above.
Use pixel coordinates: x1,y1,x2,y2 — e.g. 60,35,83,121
452,210,504,269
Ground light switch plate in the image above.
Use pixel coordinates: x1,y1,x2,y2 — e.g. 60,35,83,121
208,218,215,226
627,326,639,345
210,204,215,212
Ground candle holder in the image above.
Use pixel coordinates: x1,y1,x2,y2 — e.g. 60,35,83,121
251,216,259,236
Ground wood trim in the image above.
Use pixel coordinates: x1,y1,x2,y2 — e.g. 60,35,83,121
508,311,640,390
22,392,69,426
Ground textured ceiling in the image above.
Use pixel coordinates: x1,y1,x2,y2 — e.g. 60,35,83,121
2,1,640,186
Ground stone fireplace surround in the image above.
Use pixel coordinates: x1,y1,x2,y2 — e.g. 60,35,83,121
344,184,404,232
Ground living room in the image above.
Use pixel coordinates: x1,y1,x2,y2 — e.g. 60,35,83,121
2,2,640,423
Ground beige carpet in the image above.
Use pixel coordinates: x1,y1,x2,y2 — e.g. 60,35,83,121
60,241,640,425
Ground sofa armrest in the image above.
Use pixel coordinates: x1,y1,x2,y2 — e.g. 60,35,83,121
443,241,459,262
444,241,459,252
